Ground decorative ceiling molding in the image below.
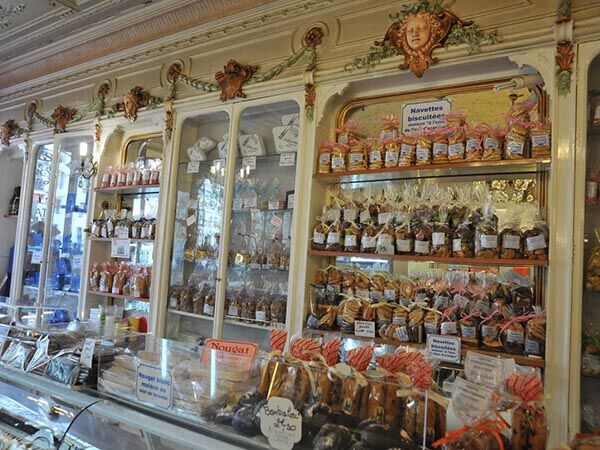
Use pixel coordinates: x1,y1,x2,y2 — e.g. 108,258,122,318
0,4,27,29
0,0,279,89
0,0,333,101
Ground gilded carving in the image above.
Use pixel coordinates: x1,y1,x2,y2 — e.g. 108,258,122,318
51,105,77,133
97,82,110,100
376,10,469,78
556,40,574,95
122,86,152,121
556,0,572,23
215,59,258,101
165,110,174,141
304,26,324,49
26,101,38,119
0,119,21,147
95,123,101,142
167,63,182,83
304,82,315,111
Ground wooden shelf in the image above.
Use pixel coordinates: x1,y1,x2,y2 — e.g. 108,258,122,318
303,328,545,368
308,250,548,267
88,237,154,243
313,158,551,184
94,184,159,195
168,309,214,321
87,290,149,301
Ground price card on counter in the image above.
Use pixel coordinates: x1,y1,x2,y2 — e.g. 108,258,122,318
111,239,131,259
242,156,256,171
354,320,375,338
464,351,514,388
187,161,200,174
259,397,302,450
451,377,494,420
426,334,461,364
136,363,172,408
279,152,295,167
31,249,42,265
80,338,96,369
201,339,258,371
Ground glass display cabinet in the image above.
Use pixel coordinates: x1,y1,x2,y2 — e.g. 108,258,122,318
572,48,600,436
165,98,302,345
86,134,163,334
16,136,93,326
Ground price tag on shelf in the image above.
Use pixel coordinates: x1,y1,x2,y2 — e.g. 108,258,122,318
186,215,196,226
426,334,461,364
270,215,283,229
242,156,256,171
80,338,96,369
111,239,131,259
260,397,302,450
451,377,494,420
136,362,173,409
354,320,375,338
279,153,295,167
187,161,200,174
31,249,42,265
115,226,129,239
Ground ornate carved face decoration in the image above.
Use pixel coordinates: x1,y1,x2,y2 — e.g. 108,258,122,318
51,105,77,133
123,92,138,121
215,59,258,102
377,10,468,78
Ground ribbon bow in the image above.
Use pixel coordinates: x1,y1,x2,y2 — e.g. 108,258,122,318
433,419,507,449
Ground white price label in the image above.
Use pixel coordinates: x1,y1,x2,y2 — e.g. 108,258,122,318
354,320,375,338
270,215,283,229
426,334,461,363
279,153,296,167
115,226,129,239
242,156,256,171
136,363,173,409
186,215,197,226
464,351,511,388
80,338,96,369
259,397,302,450
31,249,42,265
187,161,200,173
111,239,131,259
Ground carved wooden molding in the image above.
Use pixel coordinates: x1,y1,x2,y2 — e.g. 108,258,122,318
556,40,574,95
0,119,22,146
215,59,258,101
114,86,156,121
51,105,77,133
377,10,470,78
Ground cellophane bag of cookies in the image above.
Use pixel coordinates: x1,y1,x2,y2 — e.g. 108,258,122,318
499,206,523,259
446,111,466,162
336,118,365,145
330,142,348,173
317,142,333,174
384,137,401,168
395,212,414,255
347,139,367,172
413,207,433,256
326,219,343,251
367,138,384,170
464,124,482,161
480,124,503,161
521,204,548,261
415,134,433,166
504,97,535,160
529,121,551,158
399,135,416,166
431,204,451,257
379,115,400,141
475,202,499,259
431,129,449,164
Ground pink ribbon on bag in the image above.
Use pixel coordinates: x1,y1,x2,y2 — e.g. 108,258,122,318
335,118,365,134
380,115,400,128
498,310,545,336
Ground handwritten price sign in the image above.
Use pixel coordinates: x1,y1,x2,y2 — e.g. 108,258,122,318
260,397,302,450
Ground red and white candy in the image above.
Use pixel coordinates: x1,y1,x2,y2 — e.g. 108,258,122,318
346,346,373,372
290,337,321,361
323,339,341,366
504,374,543,402
269,329,288,352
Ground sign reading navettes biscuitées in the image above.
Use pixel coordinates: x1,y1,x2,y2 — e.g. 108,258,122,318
401,99,452,134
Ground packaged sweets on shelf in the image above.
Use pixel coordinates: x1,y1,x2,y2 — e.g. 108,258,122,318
317,142,333,174
400,135,417,166
415,135,433,166
348,140,367,172
522,205,549,261
446,111,467,162
432,130,449,164
530,121,552,158
481,125,503,161
464,125,483,161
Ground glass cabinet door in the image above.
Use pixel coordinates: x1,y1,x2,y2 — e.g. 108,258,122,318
166,111,230,343
580,57,600,434
20,144,53,305
43,137,93,322
223,100,299,343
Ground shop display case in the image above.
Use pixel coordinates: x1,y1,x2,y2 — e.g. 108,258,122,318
15,136,93,325
304,76,551,370
85,134,162,335
164,98,303,345
572,47,600,436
